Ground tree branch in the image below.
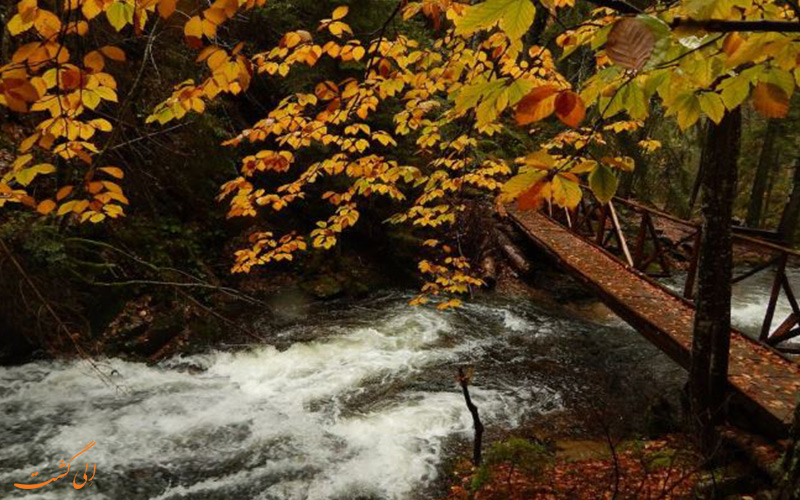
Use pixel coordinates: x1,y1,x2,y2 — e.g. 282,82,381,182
586,0,642,14
672,18,800,32
588,0,800,33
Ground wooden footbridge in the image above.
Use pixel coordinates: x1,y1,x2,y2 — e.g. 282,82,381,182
507,194,800,433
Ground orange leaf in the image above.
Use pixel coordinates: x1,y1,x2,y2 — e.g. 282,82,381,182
752,82,789,118
37,199,56,214
99,166,124,179
722,32,743,57
605,18,655,70
203,7,227,26
83,51,105,73
555,91,586,128
515,86,558,126
99,46,126,61
517,179,548,210
184,16,204,47
56,185,73,200
158,0,176,18
315,81,338,100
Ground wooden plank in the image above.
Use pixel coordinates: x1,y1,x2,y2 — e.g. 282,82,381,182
609,196,700,229
766,315,800,345
732,226,783,241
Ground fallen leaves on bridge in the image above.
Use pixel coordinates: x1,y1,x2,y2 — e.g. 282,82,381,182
510,209,800,428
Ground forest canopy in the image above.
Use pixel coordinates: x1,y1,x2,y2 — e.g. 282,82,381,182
1,0,800,307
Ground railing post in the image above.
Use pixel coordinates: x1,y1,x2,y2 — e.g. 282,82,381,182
608,201,634,267
760,252,788,342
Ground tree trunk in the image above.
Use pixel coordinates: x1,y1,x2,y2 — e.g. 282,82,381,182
762,157,781,225
746,119,780,228
687,122,710,217
778,160,800,246
689,108,741,452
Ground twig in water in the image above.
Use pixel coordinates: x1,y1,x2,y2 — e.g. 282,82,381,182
458,366,485,466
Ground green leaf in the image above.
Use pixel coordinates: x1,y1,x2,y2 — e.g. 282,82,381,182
507,79,535,107
589,164,618,204
501,171,546,201
667,92,702,130
718,74,751,110
697,92,725,124
106,1,134,31
760,68,795,97
551,176,582,209
454,0,535,41
452,77,501,114
620,80,648,120
15,163,56,187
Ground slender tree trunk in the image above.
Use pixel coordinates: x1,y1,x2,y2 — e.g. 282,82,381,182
689,108,741,452
746,119,780,228
762,158,781,225
779,160,800,246
687,122,710,217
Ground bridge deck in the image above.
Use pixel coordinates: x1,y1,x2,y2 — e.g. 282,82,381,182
510,208,800,429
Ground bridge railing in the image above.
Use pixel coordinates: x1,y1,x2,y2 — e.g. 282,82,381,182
546,189,800,352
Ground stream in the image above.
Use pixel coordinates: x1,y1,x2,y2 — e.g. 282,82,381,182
0,275,793,499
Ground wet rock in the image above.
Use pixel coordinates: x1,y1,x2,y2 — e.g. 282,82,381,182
301,274,344,299
128,309,184,357
645,396,679,437
100,296,155,355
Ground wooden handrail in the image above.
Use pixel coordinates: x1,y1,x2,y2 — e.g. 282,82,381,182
578,186,800,260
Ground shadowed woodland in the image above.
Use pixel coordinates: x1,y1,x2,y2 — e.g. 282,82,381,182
2,0,800,498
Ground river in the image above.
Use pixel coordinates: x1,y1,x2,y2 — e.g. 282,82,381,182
0,273,793,499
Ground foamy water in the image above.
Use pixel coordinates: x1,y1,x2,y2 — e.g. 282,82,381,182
731,267,799,337
0,297,573,500
660,266,799,340
0,293,685,500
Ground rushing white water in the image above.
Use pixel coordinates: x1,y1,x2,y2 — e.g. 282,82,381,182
730,267,800,338
0,293,683,500
662,266,799,340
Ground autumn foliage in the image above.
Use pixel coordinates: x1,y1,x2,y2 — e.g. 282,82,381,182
2,0,799,304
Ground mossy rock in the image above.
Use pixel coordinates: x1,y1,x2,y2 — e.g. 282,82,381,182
301,274,344,299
